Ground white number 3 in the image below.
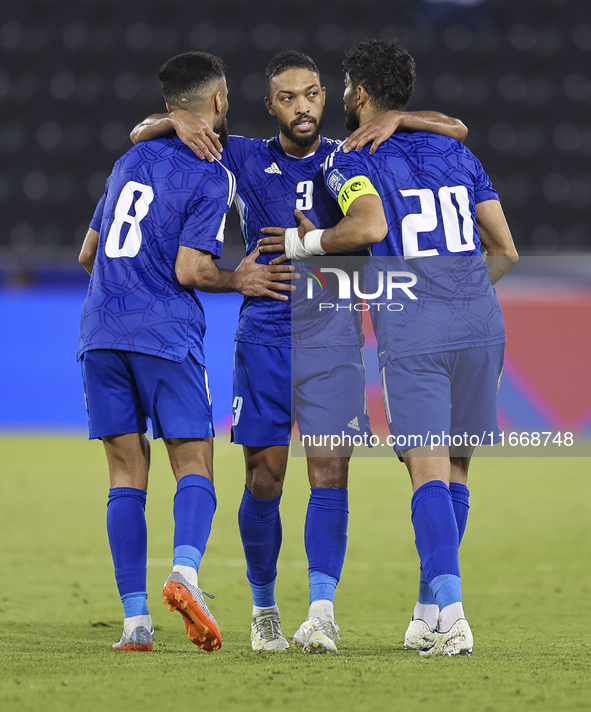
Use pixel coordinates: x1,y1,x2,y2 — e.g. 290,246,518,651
232,396,244,426
105,181,154,258
296,180,314,211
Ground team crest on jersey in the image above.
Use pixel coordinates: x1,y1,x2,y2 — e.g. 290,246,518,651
264,162,282,175
326,169,346,196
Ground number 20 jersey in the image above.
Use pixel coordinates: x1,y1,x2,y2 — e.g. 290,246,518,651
323,132,506,363
78,137,236,364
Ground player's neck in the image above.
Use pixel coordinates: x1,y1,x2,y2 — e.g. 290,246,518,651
199,112,218,135
358,106,384,128
279,132,321,159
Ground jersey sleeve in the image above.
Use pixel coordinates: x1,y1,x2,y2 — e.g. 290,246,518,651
323,148,380,216
89,176,111,231
180,165,236,259
468,152,499,205
221,135,258,178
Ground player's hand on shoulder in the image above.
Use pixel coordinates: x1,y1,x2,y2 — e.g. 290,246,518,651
343,110,405,155
170,110,223,162
235,247,300,301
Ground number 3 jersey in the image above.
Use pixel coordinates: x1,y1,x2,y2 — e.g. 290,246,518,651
323,132,506,364
78,137,236,364
221,134,362,348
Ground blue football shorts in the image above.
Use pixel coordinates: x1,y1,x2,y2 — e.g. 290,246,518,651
231,342,370,447
81,349,214,440
380,343,504,451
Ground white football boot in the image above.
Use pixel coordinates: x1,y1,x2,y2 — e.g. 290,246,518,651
251,606,289,651
419,618,473,657
293,617,340,654
404,618,437,650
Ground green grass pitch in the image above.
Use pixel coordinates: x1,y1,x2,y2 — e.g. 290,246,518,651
0,436,590,712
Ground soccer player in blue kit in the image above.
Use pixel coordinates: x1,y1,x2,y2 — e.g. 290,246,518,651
77,51,297,653
132,51,468,653
260,40,519,656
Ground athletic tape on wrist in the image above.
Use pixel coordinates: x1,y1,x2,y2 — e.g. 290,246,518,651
304,230,326,257
284,228,326,260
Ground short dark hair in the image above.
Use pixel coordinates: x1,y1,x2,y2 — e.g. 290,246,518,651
343,39,416,111
158,51,226,109
265,50,320,90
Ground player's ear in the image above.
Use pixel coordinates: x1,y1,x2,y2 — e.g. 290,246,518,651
357,84,370,109
321,86,326,106
264,96,275,116
213,91,223,115
165,102,172,112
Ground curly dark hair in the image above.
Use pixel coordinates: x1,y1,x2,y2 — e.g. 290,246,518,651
343,39,416,111
159,51,226,109
265,50,320,90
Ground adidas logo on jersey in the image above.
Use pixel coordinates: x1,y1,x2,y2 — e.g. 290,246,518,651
347,417,360,431
264,162,282,175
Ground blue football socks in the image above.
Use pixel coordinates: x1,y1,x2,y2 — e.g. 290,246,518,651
449,482,470,543
107,487,149,617
417,568,438,606
172,474,217,580
305,488,348,617
411,481,462,622
238,487,282,609
415,482,470,611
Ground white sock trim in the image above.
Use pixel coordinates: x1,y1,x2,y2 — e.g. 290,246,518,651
172,564,198,588
252,604,279,617
438,602,465,633
413,603,439,630
123,614,152,634
308,599,334,621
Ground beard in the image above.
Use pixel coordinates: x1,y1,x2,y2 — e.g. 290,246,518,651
278,113,323,148
344,106,360,133
214,117,229,147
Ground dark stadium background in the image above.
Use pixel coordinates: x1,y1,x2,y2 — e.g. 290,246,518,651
1,0,590,435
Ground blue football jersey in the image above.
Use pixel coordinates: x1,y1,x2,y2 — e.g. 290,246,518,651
323,132,505,363
222,135,362,347
78,137,236,364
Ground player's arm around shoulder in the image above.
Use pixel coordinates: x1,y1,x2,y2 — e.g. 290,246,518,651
476,200,519,284
130,109,223,162
343,110,468,155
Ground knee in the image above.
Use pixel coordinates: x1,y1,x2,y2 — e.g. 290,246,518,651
308,458,349,489
246,461,285,500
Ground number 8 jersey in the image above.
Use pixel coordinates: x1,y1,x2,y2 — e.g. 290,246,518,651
323,132,506,363
78,137,235,364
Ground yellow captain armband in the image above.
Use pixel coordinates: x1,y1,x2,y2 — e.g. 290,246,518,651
337,175,381,215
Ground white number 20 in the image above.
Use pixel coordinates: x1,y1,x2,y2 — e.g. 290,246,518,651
399,185,475,258
296,180,314,211
105,181,154,259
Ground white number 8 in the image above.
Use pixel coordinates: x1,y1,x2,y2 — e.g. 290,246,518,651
105,181,154,258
